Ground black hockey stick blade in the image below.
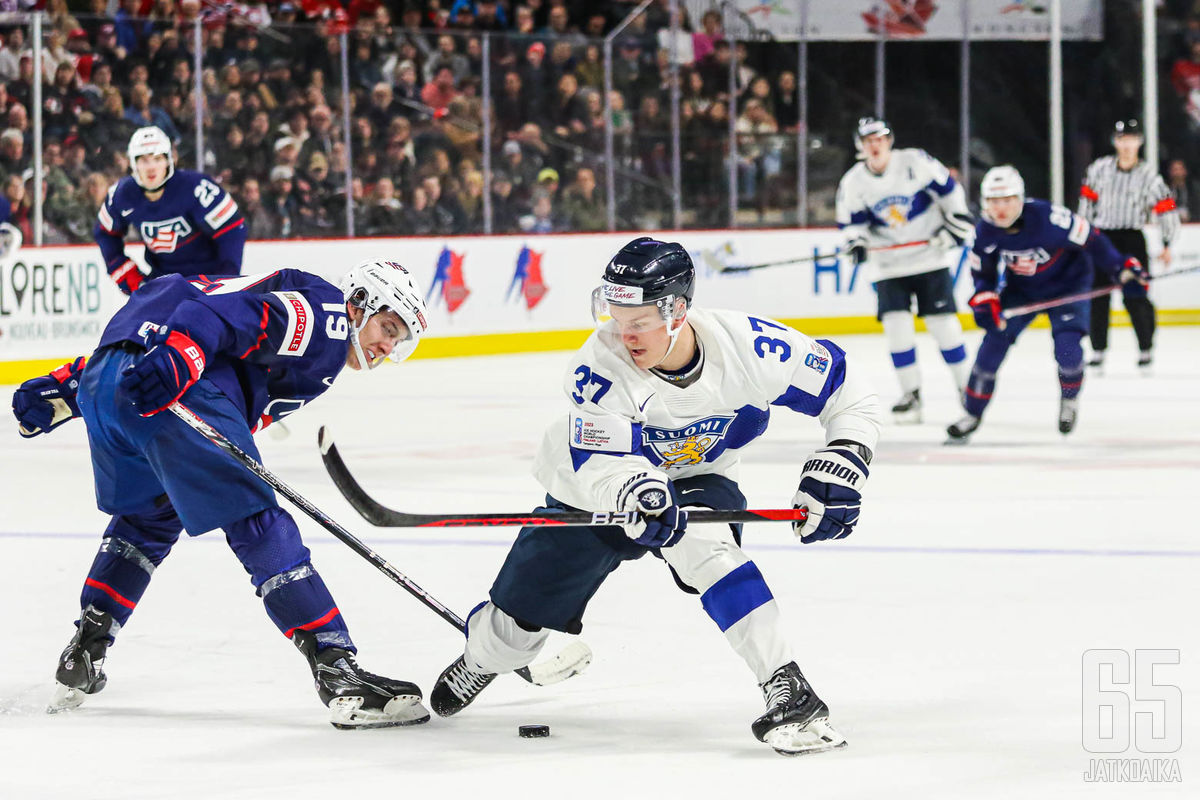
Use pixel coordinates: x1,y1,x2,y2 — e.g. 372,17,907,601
318,427,807,527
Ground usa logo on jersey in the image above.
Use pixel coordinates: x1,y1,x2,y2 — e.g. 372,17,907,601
1000,247,1053,276
141,217,194,254
642,416,734,468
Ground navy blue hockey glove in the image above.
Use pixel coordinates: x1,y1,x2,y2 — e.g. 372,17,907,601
791,446,869,544
844,236,868,266
968,290,1005,332
617,474,688,548
1119,257,1149,286
12,356,87,438
119,327,207,416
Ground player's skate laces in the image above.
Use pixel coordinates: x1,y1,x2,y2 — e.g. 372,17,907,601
890,389,922,424
48,606,115,713
293,630,429,729
1058,398,1079,435
751,662,847,756
431,654,497,717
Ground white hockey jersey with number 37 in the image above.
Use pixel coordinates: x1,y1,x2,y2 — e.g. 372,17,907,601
836,148,973,281
533,308,881,513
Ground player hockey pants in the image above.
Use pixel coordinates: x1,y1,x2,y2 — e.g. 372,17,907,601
963,299,1087,418
471,474,793,683
1089,228,1155,352
75,345,353,651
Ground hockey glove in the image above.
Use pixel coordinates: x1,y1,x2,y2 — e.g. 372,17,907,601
616,473,688,548
12,356,87,438
844,236,868,266
119,327,206,416
930,225,965,251
110,259,145,295
968,290,1005,332
1118,257,1149,286
791,446,869,544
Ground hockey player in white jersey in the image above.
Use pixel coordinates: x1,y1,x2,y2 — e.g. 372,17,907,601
428,237,881,755
836,117,974,422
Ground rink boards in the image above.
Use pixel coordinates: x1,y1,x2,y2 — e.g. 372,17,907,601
2,226,1198,382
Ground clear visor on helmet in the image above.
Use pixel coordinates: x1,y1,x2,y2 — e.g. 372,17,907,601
362,309,415,368
591,284,678,335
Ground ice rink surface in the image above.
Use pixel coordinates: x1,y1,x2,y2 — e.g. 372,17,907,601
1,326,1196,799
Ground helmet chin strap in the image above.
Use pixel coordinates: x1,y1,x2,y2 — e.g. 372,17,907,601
348,308,380,370
653,307,689,368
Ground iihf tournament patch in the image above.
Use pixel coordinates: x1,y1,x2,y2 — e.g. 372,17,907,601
569,411,635,454
804,352,829,373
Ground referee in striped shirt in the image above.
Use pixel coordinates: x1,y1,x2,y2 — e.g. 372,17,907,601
1078,119,1179,371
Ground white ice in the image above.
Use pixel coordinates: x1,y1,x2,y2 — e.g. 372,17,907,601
2,327,1197,799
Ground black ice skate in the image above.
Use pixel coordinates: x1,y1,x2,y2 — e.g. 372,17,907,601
293,630,429,729
945,413,981,444
1138,350,1153,374
48,606,115,713
431,654,497,717
1088,351,1105,375
1058,398,1079,435
751,662,847,756
890,389,922,424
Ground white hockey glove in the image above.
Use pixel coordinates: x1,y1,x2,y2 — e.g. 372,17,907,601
791,445,870,544
615,473,687,548
931,212,974,251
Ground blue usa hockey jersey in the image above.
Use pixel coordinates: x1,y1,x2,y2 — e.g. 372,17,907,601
95,169,247,281
97,270,348,431
971,199,1125,300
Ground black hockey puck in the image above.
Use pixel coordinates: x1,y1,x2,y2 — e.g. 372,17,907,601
518,724,550,738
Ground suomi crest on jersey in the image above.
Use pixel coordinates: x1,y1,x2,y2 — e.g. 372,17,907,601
642,415,735,467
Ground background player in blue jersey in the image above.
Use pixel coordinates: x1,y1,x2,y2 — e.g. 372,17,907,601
947,167,1147,442
11,261,431,729
427,238,881,756
95,127,247,295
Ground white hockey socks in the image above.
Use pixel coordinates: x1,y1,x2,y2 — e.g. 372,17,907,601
924,312,970,390
882,311,920,393
464,602,550,675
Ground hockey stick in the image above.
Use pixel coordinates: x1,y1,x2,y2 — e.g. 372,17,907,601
318,426,807,528
702,239,931,274
1001,264,1200,319
166,403,591,687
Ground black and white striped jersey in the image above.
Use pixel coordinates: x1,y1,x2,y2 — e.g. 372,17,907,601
1077,156,1180,246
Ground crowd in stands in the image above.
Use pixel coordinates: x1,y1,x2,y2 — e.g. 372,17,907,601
6,0,1199,243
1,0,808,241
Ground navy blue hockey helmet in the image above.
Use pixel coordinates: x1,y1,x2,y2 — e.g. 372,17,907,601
599,237,695,310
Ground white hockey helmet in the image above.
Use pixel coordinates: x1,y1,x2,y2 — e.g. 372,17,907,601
127,126,175,191
854,116,893,158
339,259,429,367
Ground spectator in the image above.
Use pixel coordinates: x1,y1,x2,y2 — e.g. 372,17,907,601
124,85,183,144
613,38,654,98
95,23,130,84
242,110,275,172
457,168,485,230
535,166,560,201
43,62,87,141
263,165,295,237
775,71,800,131
550,73,587,141
0,128,26,182
561,166,605,231
521,42,552,120
421,65,460,113
692,9,724,63
217,125,251,178
3,172,29,240
350,39,385,91
62,137,91,185
1166,158,1198,222
489,169,523,233
300,105,337,166
423,173,467,233
362,175,406,235
518,190,560,233
0,27,25,84
575,43,604,92
237,177,277,238
657,4,695,66
496,71,529,136
735,98,781,201
82,88,136,167
114,0,151,55
443,97,482,163
425,34,470,85
406,184,436,235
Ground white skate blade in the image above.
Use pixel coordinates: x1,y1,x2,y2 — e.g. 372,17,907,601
328,695,430,729
267,420,291,440
891,408,922,425
522,640,593,686
764,717,848,756
47,682,87,714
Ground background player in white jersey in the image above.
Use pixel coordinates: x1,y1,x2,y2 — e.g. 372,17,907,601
836,117,975,423
427,238,881,755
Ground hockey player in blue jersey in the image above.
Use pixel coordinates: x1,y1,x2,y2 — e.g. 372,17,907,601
427,238,881,755
11,261,431,729
946,166,1147,441
95,127,247,295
